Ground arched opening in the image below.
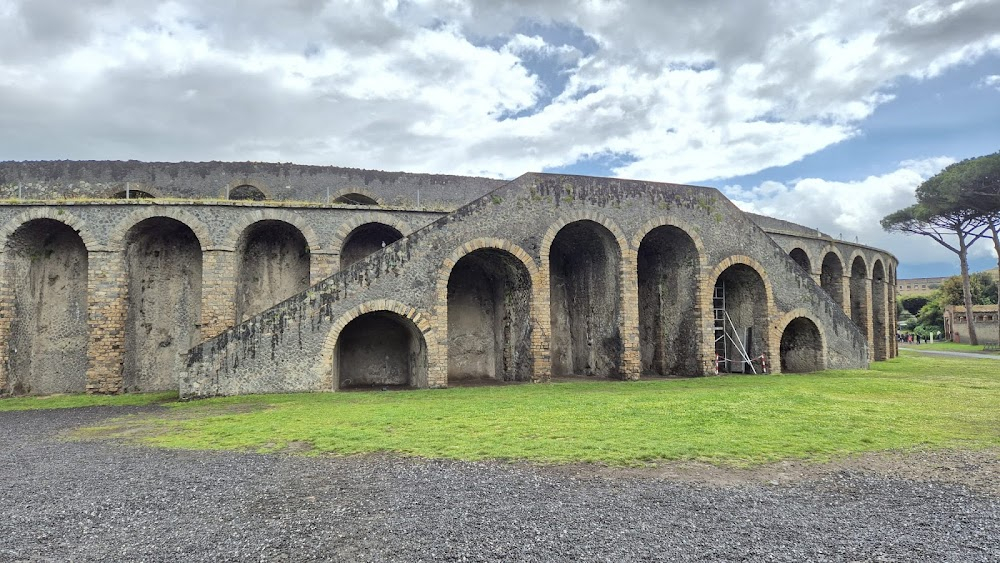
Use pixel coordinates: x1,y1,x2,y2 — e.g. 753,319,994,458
3,220,88,395
637,225,700,376
111,190,155,199
549,220,622,377
789,248,811,274
123,217,203,392
779,317,824,373
335,311,426,389
820,252,844,307
850,256,869,340
713,264,769,374
229,184,266,201
871,260,887,361
447,248,532,383
333,193,379,206
235,221,310,323
340,223,403,269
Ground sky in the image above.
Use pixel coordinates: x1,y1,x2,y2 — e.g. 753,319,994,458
1,0,998,278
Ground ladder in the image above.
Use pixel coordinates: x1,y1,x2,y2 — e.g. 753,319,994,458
713,282,758,374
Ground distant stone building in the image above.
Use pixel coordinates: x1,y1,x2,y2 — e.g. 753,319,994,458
897,269,999,298
944,304,1000,345
896,276,946,297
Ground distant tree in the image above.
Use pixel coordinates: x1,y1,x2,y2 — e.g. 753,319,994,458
881,203,987,344
937,273,998,306
927,151,1000,343
915,299,944,334
899,296,930,316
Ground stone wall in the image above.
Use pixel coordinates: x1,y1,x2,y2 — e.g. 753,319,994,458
0,202,441,394
0,161,505,210
182,173,886,398
0,167,899,397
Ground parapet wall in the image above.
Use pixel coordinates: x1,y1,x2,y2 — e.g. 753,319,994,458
0,161,506,210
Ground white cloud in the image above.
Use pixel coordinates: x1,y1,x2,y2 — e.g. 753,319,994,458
0,0,998,182
722,156,1000,269
981,74,1000,90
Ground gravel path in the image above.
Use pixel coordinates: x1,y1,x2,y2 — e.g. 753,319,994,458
899,347,1000,360
1,406,997,562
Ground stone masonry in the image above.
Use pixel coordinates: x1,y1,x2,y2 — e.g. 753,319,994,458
0,161,898,397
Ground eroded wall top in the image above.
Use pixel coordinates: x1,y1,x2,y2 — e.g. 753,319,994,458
0,160,507,209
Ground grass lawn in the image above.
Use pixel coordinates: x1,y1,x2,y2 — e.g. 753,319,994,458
62,351,1000,466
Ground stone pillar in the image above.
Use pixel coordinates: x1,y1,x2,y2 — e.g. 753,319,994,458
200,249,237,339
0,251,13,391
864,278,875,358
841,275,853,318
620,247,641,380
85,250,127,393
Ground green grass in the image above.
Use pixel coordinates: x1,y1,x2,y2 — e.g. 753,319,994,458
0,391,176,412
66,352,1000,466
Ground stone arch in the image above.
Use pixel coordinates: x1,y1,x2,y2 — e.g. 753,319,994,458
317,300,435,390
334,213,410,269
222,179,271,201
108,208,213,251
789,247,812,274
2,219,89,395
819,247,846,308
849,253,870,340
234,220,311,323
630,217,708,266
706,256,775,374
331,188,384,206
436,239,539,383
544,217,625,378
777,311,826,373
635,223,702,376
871,259,888,361
106,184,162,199
222,209,322,252
122,217,203,392
0,209,98,252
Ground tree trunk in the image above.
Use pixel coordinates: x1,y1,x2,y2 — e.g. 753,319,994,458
957,229,979,345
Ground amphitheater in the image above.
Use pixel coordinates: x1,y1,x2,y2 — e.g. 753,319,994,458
0,161,897,398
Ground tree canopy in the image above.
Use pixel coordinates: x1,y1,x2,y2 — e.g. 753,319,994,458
882,151,1000,345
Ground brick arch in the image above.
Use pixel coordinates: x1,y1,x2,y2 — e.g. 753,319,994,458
435,238,540,301
221,179,272,200
107,208,213,250
222,209,322,252
705,255,776,315
330,188,385,206
773,308,828,373
434,238,543,380
313,299,440,389
331,213,411,254
540,211,631,262
870,254,888,279
787,246,814,274
818,244,846,270
630,217,708,270
847,249,870,279
0,209,99,252
704,255,779,371
539,211,635,378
